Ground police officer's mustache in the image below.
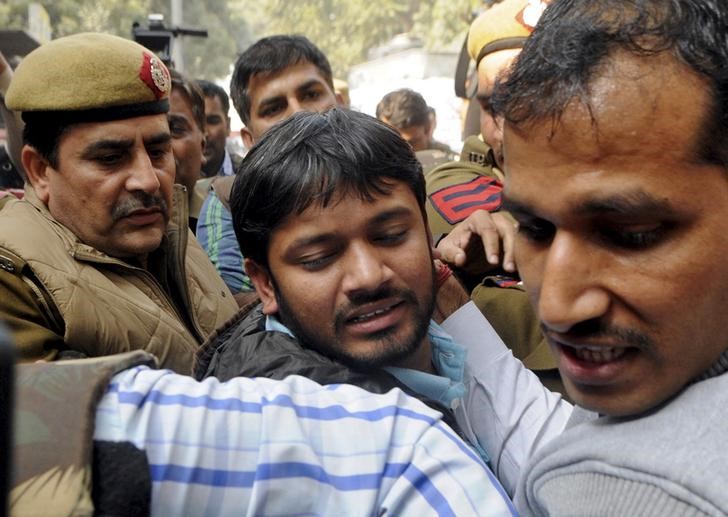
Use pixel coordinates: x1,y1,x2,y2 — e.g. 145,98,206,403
112,192,169,221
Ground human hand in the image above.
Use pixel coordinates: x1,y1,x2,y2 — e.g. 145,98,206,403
435,210,517,273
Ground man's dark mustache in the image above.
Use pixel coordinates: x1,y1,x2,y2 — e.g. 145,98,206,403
334,287,419,330
111,192,168,221
543,319,653,350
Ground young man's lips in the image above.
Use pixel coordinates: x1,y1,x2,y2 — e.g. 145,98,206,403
344,299,406,335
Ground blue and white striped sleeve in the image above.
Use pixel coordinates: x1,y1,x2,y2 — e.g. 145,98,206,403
94,366,516,516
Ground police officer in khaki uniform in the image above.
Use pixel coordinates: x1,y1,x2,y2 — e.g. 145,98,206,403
432,0,564,394
0,33,237,373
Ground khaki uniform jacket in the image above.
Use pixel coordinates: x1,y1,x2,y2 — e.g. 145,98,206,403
11,351,156,516
425,137,564,395
0,185,237,373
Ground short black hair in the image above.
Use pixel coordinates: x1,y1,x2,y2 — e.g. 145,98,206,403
22,116,71,169
196,79,231,120
170,69,205,131
375,88,431,129
230,108,426,267
229,35,334,125
493,0,728,166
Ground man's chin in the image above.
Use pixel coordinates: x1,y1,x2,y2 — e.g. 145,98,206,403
327,333,421,370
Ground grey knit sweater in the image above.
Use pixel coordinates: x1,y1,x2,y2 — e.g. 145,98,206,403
515,350,728,516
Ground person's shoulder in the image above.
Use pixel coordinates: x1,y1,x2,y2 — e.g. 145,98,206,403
425,143,505,236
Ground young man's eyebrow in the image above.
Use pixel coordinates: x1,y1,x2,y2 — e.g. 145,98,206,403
367,206,414,227
256,95,285,114
295,79,326,93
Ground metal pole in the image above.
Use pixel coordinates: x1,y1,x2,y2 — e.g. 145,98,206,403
170,0,184,71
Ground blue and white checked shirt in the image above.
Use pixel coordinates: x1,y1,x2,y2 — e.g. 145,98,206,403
94,367,516,516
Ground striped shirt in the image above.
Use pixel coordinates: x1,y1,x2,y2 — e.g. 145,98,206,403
94,366,516,516
196,190,252,294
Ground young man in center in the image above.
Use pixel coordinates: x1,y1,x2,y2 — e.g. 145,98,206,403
194,109,545,484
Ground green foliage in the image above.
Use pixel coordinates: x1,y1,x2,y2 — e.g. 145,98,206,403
251,0,480,77
0,0,481,81
0,0,250,81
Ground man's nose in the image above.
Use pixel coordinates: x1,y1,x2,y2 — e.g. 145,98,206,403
341,242,393,296
126,152,161,193
536,231,610,333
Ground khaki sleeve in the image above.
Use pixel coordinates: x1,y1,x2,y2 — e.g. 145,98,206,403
0,267,63,362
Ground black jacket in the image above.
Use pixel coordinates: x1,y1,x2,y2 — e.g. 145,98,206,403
194,304,463,433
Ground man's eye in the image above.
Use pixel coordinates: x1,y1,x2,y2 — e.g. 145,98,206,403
299,254,334,271
95,153,123,166
148,147,170,161
517,219,554,243
170,124,187,137
302,90,321,101
260,104,284,118
600,225,667,250
375,230,407,245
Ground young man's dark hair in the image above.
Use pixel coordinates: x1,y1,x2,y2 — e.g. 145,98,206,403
196,79,231,118
230,107,425,268
375,88,431,130
493,0,728,166
229,35,334,125
170,69,205,132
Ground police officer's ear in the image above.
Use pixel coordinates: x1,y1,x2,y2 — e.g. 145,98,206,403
245,258,279,315
21,145,51,203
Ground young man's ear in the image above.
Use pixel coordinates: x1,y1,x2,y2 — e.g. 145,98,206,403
241,127,255,150
244,258,279,315
21,145,51,203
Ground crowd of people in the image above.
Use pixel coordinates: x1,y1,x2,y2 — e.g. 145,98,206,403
2,0,728,515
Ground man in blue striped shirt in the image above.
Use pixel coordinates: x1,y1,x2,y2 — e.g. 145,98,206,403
9,347,515,515
94,362,515,515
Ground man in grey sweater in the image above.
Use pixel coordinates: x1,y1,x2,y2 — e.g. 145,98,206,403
440,0,728,514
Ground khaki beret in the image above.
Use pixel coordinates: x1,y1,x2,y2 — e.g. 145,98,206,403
6,32,170,122
468,0,549,66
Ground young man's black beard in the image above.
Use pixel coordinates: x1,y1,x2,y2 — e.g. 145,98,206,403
271,270,436,371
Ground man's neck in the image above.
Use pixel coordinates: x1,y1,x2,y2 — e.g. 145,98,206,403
203,152,225,176
393,336,435,373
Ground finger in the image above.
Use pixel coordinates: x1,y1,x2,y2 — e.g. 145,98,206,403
478,222,501,265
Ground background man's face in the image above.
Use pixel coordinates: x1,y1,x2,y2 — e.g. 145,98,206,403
476,48,521,168
248,182,436,369
168,88,205,193
241,61,338,147
38,115,174,258
504,52,728,417
202,94,230,175
385,121,431,152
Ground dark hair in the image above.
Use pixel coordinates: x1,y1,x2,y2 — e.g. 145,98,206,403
230,107,426,267
22,116,72,169
492,0,728,165
375,88,431,129
196,79,231,119
170,69,206,131
229,35,334,125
